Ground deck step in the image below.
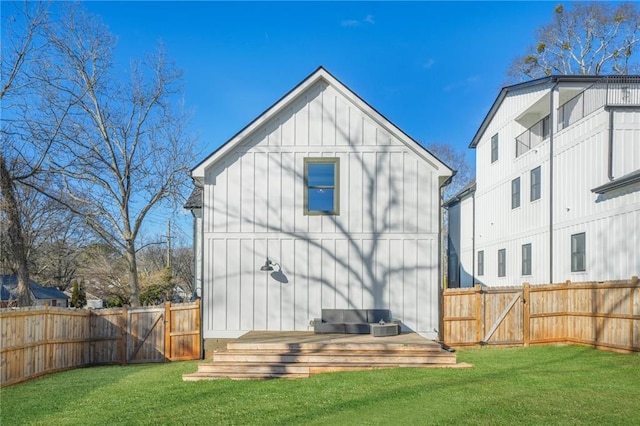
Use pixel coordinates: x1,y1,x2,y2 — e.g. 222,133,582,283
213,351,457,365
226,341,444,353
183,371,310,380
183,332,465,381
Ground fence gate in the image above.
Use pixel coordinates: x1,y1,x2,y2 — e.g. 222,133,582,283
480,289,525,346
126,307,166,363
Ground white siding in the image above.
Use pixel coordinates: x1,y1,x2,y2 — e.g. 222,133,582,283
612,107,640,178
200,80,446,338
470,82,640,287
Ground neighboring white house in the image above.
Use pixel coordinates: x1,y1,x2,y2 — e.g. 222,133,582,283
187,67,453,340
447,75,640,288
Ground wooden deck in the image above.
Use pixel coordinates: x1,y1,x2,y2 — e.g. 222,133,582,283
183,331,470,380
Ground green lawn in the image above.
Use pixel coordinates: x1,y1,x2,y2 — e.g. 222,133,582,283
1,345,639,425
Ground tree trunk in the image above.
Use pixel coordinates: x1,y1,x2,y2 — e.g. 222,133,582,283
125,241,140,307
0,153,32,306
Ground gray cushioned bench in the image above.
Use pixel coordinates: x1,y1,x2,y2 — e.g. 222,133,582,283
313,309,399,335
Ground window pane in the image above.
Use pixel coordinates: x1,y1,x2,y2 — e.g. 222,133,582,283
308,164,335,187
522,244,531,275
304,158,339,215
498,249,506,277
491,134,499,163
449,253,459,287
512,178,520,209
478,250,484,276
531,166,541,201
571,233,586,272
308,188,334,212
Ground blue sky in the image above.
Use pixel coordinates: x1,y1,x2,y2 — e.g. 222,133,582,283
70,1,559,240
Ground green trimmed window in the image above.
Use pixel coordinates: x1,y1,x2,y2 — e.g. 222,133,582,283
304,158,339,215
531,166,541,201
498,248,506,277
491,133,499,163
571,233,586,272
522,243,532,276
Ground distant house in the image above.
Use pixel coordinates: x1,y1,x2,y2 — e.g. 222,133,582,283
447,75,640,287
63,289,105,309
1,275,69,307
186,67,453,340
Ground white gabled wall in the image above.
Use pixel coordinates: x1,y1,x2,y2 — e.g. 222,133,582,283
201,80,449,339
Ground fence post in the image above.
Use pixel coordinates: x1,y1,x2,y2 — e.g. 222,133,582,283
44,306,51,373
474,285,483,344
119,305,128,365
523,283,530,347
563,280,571,342
164,301,171,362
195,299,202,360
631,276,639,350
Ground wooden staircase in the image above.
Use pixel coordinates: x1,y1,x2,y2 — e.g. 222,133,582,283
183,332,466,380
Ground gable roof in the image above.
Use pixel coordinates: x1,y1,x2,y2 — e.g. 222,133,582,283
443,180,476,208
468,75,627,149
191,66,453,180
183,186,203,210
1,275,69,302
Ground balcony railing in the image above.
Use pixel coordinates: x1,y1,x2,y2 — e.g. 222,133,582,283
515,115,549,157
516,76,640,157
557,76,640,131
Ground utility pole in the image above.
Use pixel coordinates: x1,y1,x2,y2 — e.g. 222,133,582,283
166,220,172,271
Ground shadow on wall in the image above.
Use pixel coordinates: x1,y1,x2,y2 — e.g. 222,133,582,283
204,86,440,330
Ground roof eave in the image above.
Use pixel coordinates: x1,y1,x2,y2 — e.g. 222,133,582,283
191,67,454,180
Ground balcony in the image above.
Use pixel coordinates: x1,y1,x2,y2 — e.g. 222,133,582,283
515,115,549,157
516,76,640,157
558,76,640,131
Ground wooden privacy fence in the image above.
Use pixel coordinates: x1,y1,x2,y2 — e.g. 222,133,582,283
443,277,640,352
0,301,200,387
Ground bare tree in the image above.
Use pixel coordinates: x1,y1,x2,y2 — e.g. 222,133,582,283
3,182,85,290
171,246,195,299
76,243,130,307
427,143,473,201
30,4,196,306
508,2,640,81
1,1,52,305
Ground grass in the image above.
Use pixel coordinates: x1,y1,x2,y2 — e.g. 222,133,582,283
1,345,639,425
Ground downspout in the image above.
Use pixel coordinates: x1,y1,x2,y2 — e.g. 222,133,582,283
471,191,475,285
549,80,559,285
606,77,615,182
607,107,615,181
438,173,455,340
198,212,204,360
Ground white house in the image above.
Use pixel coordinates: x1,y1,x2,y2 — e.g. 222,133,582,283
447,75,640,287
187,67,453,340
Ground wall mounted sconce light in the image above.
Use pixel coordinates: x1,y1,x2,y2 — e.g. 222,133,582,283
260,258,280,272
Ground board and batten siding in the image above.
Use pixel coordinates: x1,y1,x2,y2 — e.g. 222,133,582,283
200,80,445,339
469,83,640,287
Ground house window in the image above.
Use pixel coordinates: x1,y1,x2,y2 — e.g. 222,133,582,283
491,133,499,163
304,158,339,215
498,249,506,277
512,177,521,209
531,166,541,201
571,233,586,272
448,253,459,288
522,243,532,276
477,250,484,276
